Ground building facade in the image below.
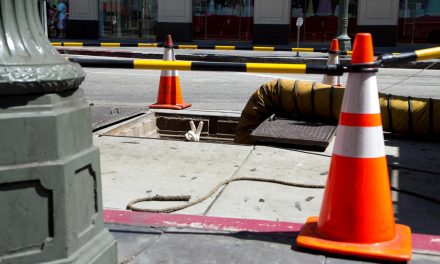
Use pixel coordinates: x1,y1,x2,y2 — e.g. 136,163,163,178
50,0,440,46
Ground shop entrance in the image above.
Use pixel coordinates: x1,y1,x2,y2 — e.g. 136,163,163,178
290,0,358,42
193,0,254,41
99,0,157,40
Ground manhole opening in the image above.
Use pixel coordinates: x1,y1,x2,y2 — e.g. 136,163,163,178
92,109,336,151
155,112,240,143
95,110,240,144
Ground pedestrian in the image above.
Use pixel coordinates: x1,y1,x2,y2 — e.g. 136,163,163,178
56,0,68,38
48,4,58,38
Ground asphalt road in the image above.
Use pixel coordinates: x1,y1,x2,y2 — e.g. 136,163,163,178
80,65,440,112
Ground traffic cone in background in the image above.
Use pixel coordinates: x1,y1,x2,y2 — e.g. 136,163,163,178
322,39,341,86
296,33,412,262
149,35,191,110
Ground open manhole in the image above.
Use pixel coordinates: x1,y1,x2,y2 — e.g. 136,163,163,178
91,107,336,150
92,108,240,144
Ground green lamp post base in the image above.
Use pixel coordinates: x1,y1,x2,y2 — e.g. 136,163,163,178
0,1,117,263
337,34,352,52
0,90,117,264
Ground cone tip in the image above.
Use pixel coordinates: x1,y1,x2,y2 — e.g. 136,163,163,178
165,35,174,47
330,39,339,52
351,33,374,64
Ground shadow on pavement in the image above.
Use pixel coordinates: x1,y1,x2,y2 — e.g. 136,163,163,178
385,136,440,235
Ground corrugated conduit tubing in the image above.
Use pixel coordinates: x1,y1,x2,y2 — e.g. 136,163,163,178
234,79,440,144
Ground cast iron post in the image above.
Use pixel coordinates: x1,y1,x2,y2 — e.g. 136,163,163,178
336,0,352,51
0,1,117,263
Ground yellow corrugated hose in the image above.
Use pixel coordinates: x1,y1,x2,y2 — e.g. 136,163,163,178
234,79,440,144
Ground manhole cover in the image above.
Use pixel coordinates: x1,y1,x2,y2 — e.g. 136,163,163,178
251,117,336,150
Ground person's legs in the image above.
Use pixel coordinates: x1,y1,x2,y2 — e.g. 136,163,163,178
63,19,67,38
57,18,65,38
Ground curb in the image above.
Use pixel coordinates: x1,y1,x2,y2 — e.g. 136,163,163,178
104,209,440,254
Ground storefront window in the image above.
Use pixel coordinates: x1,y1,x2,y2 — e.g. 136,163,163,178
99,0,157,40
193,0,254,40
291,0,358,42
40,0,69,39
398,0,440,43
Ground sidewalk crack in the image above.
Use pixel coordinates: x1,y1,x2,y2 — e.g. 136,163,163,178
124,233,163,264
202,146,256,216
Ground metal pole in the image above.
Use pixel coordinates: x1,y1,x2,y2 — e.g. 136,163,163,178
117,0,122,37
411,3,416,45
295,17,303,57
0,1,117,263
296,25,300,57
335,0,351,51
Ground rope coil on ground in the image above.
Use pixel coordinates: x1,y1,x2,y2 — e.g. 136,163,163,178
126,177,324,213
126,176,440,213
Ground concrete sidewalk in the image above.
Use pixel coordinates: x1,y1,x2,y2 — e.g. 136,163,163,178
96,134,440,230
94,131,440,263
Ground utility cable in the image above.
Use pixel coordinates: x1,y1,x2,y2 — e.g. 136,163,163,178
380,61,438,93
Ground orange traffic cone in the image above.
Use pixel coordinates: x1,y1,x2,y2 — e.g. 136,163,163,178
322,39,341,86
149,35,191,110
296,33,412,262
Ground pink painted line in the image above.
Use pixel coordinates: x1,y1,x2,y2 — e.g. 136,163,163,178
104,209,440,252
412,233,440,252
104,209,301,233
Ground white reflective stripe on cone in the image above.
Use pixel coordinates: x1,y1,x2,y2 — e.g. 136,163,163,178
328,53,339,65
161,70,179,77
342,73,380,114
161,48,178,77
162,48,173,60
322,54,340,86
333,125,386,158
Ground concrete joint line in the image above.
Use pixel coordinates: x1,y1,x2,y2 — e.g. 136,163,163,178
125,233,163,264
295,149,332,158
202,146,256,216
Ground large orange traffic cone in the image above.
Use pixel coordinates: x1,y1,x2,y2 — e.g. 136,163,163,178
296,33,412,262
149,35,191,110
322,39,341,86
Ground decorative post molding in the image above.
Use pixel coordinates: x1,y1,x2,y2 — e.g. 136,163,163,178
0,1,84,95
0,1,117,263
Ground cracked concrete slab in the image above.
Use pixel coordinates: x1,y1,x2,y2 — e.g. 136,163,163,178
96,135,253,214
205,145,329,223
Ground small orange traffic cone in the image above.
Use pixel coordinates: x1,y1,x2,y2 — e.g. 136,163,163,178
149,35,191,110
296,33,412,262
322,39,341,86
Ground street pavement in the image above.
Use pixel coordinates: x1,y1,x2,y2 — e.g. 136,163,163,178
75,46,440,263
78,66,440,112
59,42,440,112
